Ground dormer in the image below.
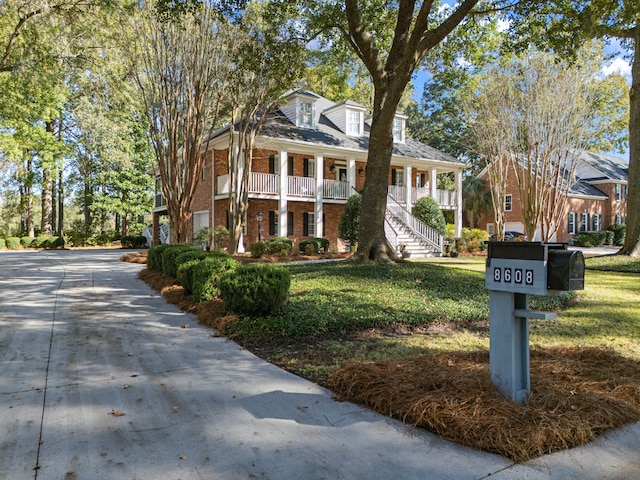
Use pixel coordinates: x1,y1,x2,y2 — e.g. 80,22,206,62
393,113,408,143
323,100,366,137
280,90,319,129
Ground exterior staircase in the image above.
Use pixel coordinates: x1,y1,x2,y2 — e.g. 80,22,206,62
385,194,443,258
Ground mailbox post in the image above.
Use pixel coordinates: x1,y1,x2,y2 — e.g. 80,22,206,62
485,242,584,403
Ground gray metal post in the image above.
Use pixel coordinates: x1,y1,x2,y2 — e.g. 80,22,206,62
488,291,530,404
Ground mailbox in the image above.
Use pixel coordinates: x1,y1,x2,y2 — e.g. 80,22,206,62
485,242,584,295
547,250,585,291
485,241,584,403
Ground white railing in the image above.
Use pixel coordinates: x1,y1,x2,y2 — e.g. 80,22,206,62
288,175,315,197
384,218,398,252
250,172,279,195
435,189,457,208
386,194,443,251
323,179,350,199
390,185,458,209
388,185,406,202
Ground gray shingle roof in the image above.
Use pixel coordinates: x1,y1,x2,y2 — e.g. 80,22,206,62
575,151,629,182
260,107,462,165
568,180,608,198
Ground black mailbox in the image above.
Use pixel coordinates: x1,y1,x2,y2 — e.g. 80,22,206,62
547,250,585,291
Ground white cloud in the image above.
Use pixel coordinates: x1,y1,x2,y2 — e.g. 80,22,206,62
601,57,632,82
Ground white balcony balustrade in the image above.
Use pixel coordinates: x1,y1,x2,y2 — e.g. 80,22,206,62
250,172,279,195
323,179,350,200
288,175,316,197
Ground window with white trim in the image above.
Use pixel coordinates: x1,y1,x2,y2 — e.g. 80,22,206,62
615,214,622,225
567,212,576,234
303,212,315,236
393,118,405,143
347,110,362,136
592,214,601,231
615,184,621,201
298,100,314,128
580,213,588,232
504,194,512,212
487,223,495,235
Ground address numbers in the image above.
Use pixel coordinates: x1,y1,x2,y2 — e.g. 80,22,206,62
493,267,534,285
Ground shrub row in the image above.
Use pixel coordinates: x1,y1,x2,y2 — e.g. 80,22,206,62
606,224,626,246
2,236,65,250
573,231,608,247
249,237,329,258
148,243,290,316
121,235,148,248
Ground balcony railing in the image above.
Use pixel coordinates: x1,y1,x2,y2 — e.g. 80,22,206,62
288,175,315,197
250,172,279,195
389,186,458,209
323,179,350,200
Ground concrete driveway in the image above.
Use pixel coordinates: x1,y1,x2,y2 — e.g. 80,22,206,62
1,249,639,480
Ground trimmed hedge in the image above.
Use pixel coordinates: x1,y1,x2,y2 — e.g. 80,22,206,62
573,231,607,247
249,242,268,258
177,259,204,294
161,244,198,277
299,238,329,254
219,264,291,316
147,244,172,272
6,237,20,250
267,237,292,256
121,235,148,248
0,239,5,249
192,254,239,302
174,250,208,292
607,224,626,247
21,236,35,248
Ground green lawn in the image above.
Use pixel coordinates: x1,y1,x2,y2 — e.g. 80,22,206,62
226,255,640,383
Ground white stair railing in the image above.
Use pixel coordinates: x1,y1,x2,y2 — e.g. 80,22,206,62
385,194,443,251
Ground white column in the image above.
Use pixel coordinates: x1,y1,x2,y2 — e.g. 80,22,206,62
455,169,463,237
405,164,412,209
430,167,438,200
279,150,288,238
315,154,324,237
348,157,356,195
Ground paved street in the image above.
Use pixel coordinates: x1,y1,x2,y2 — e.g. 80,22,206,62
1,249,638,479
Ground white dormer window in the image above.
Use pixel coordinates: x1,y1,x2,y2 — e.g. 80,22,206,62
297,100,314,128
393,117,405,143
347,109,362,136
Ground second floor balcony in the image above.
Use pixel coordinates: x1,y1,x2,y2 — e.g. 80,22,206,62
215,172,458,208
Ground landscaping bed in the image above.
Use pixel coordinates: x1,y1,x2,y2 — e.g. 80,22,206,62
128,252,640,463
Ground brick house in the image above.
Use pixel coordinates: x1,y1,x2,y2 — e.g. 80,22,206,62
152,89,465,256
477,151,628,243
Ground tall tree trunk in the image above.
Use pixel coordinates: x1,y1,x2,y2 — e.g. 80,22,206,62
621,34,640,257
57,170,64,235
355,86,404,262
51,175,57,234
40,120,55,235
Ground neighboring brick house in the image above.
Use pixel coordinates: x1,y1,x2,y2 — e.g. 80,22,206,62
152,89,465,254
477,151,628,243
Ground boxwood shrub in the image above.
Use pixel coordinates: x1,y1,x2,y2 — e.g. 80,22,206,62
147,244,172,272
21,236,35,248
161,244,198,277
249,241,268,258
121,235,148,248
174,250,208,292
607,224,626,246
219,264,291,316
267,239,291,256
6,237,20,250
192,254,239,302
299,238,329,254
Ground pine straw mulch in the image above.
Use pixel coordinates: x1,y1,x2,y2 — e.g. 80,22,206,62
125,253,640,463
326,349,640,462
